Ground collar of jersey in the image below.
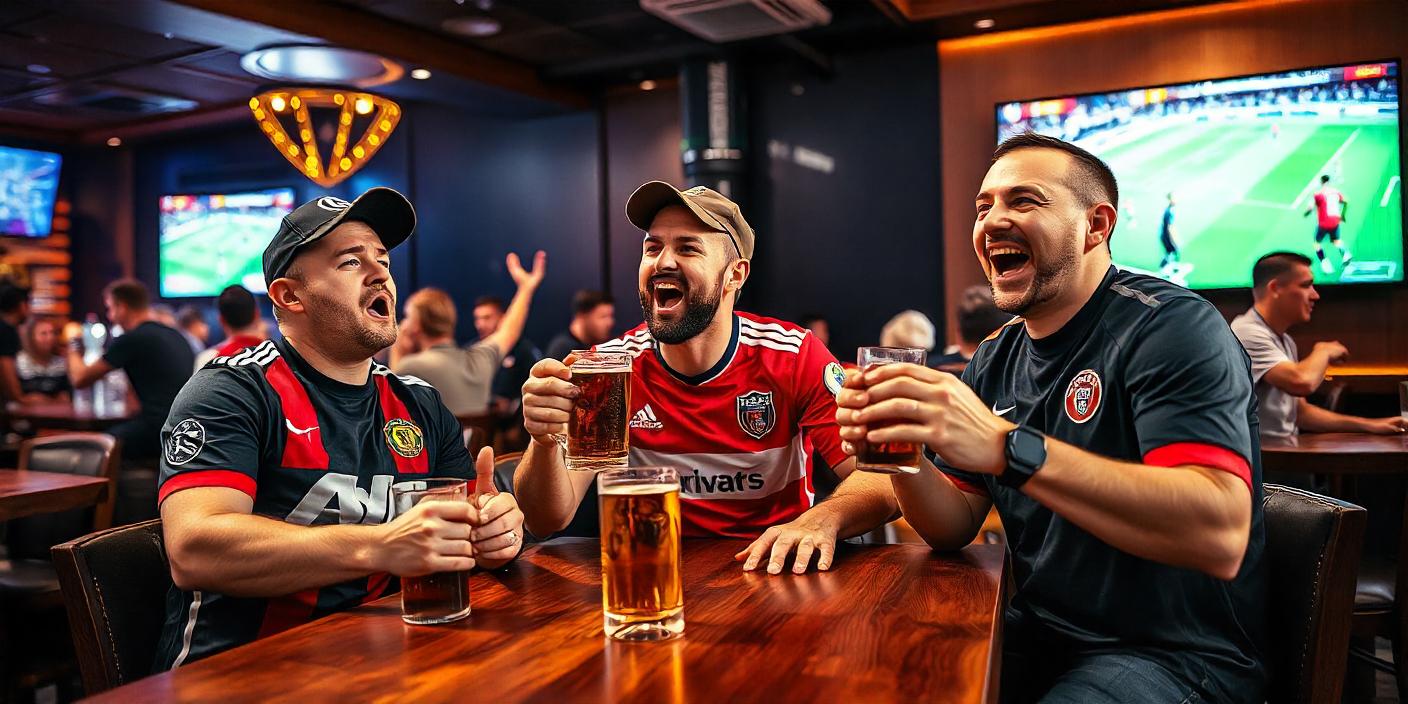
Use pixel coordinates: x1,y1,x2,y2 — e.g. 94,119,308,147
652,313,740,386
278,338,376,400
1028,265,1117,360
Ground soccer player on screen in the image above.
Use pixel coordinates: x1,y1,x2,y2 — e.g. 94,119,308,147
1304,174,1352,274
1159,192,1180,275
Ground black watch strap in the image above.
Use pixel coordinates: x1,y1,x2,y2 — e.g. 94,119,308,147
999,425,1047,488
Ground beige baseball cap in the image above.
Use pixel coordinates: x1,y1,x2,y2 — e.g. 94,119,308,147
625,181,755,260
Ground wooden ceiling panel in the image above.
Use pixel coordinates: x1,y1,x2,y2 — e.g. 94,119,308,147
9,13,207,60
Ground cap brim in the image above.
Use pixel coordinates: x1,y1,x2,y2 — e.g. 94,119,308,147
309,186,417,252
625,181,726,234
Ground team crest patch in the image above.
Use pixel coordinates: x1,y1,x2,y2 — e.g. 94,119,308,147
736,390,776,440
383,418,425,458
823,362,846,397
1064,369,1103,424
166,419,205,466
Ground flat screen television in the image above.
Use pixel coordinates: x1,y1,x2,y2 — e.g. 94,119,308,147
159,188,296,297
996,60,1403,289
0,145,62,237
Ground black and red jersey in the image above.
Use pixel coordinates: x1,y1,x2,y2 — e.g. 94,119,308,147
153,338,473,670
942,267,1267,702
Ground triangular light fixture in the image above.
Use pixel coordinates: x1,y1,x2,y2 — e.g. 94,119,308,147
249,88,401,187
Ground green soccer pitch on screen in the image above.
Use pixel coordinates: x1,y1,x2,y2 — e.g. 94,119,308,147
997,61,1404,290
158,188,296,298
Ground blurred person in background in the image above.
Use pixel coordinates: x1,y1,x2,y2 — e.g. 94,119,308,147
195,285,268,369
544,289,614,361
931,286,1014,370
176,304,210,355
879,310,935,354
798,313,831,349
0,283,30,402
17,316,68,403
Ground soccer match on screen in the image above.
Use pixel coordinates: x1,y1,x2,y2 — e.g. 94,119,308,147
998,61,1403,289
158,188,295,297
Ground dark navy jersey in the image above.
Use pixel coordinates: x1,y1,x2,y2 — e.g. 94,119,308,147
153,338,473,671
941,267,1267,702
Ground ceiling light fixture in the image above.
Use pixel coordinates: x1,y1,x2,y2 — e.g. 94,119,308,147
106,137,122,147
249,88,401,187
639,80,657,91
974,18,996,29
441,16,502,38
410,68,431,80
26,64,51,75
240,45,403,87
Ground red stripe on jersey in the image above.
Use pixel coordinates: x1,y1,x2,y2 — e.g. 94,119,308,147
362,573,393,605
681,476,813,538
1144,442,1251,490
215,334,265,358
265,357,330,470
256,589,319,639
946,473,990,497
373,375,429,474
157,469,257,504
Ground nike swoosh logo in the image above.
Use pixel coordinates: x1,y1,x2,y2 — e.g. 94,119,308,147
992,404,1015,417
285,419,319,436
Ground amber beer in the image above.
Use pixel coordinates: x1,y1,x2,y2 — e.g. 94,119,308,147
568,351,631,471
390,478,472,625
855,346,927,474
598,467,684,641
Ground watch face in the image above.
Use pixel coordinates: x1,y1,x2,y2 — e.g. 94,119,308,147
1012,427,1046,468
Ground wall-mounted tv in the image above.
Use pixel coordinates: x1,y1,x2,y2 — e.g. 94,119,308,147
997,61,1402,289
0,145,62,237
159,188,296,297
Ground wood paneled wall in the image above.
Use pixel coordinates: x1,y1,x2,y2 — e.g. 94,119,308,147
939,0,1407,362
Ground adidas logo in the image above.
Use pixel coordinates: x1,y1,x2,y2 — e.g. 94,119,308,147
629,404,663,430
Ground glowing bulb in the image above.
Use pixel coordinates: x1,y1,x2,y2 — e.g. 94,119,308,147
334,93,345,105
300,129,311,142
410,68,431,80
339,157,352,170
272,132,285,144
379,119,391,131
270,96,287,112
355,97,374,115
368,134,380,146
287,146,299,157
262,122,275,134
340,113,352,126
305,155,318,168
352,145,365,158
253,108,265,119
290,96,301,109
248,97,259,109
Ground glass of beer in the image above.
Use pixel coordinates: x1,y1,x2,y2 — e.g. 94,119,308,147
598,466,683,641
391,478,472,625
568,351,631,471
855,346,927,474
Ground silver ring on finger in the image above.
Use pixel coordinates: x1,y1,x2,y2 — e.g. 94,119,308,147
507,530,519,545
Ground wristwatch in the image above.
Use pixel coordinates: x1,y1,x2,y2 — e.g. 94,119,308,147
999,425,1047,488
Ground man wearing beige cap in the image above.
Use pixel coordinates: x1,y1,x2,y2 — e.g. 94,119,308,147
516,181,897,574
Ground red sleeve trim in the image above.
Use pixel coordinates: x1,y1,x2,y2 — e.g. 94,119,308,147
158,469,258,504
1143,442,1251,490
946,473,990,497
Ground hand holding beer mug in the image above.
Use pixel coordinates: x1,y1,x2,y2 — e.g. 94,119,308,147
599,467,683,641
389,478,474,625
567,351,631,471
853,347,927,473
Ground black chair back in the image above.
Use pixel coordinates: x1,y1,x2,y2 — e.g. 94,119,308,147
1264,483,1366,704
50,519,169,695
6,433,118,561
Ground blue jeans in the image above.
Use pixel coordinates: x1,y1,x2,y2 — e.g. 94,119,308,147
1002,650,1209,704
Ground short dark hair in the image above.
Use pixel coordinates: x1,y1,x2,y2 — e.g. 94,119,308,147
992,132,1119,211
0,284,30,314
957,286,1013,344
1320,174,1331,184
798,313,826,329
572,290,613,317
217,285,258,329
1252,251,1313,291
473,296,505,313
103,279,150,311
176,305,205,329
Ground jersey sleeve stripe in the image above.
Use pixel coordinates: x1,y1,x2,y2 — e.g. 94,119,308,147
740,320,806,341
739,337,802,354
944,472,990,497
1143,442,1252,490
158,469,257,504
739,329,805,348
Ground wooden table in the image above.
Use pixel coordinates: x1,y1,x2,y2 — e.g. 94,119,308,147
4,402,132,432
0,469,110,522
1262,432,1408,475
90,538,1007,703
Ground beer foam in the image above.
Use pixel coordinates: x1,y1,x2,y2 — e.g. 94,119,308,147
600,482,677,496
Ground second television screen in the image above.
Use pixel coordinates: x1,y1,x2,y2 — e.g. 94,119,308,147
159,188,296,297
997,61,1402,289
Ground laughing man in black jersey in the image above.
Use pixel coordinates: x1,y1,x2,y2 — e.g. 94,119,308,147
837,133,1266,703
154,188,525,669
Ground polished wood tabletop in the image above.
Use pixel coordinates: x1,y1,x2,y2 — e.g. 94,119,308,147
0,468,109,522
5,401,132,431
90,538,1007,704
1261,432,1408,474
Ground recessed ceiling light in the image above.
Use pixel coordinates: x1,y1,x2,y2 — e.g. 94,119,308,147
410,68,431,80
106,137,122,147
26,64,50,75
639,80,657,91
240,44,404,87
974,18,996,29
441,16,502,38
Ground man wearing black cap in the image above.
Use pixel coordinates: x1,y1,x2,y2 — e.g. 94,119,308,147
516,181,897,574
154,188,524,669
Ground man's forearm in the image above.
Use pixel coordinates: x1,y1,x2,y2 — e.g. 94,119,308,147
165,511,380,597
488,285,537,358
513,440,582,536
1023,439,1251,580
1298,400,1371,433
805,468,898,540
890,457,987,550
67,350,93,389
1293,349,1333,393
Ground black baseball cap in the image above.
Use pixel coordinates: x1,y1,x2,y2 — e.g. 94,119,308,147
262,187,416,283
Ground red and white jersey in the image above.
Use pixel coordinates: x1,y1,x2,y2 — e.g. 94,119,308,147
1314,187,1345,229
596,312,848,538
